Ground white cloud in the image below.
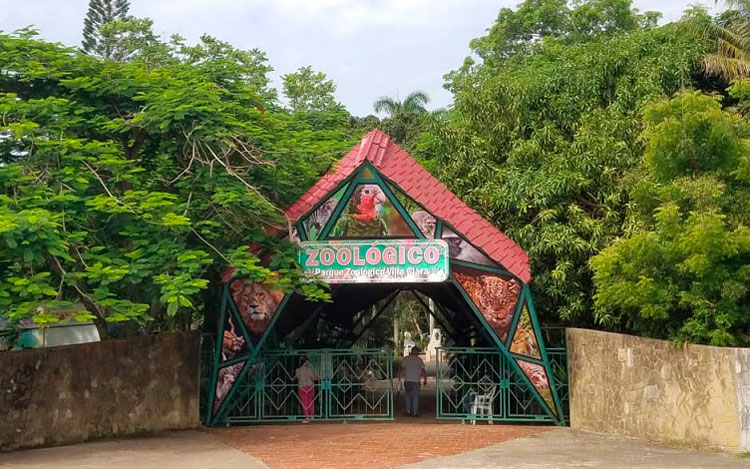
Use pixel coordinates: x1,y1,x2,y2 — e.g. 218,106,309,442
0,0,718,115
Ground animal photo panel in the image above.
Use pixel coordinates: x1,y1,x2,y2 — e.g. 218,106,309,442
509,304,541,359
386,182,437,238
454,269,521,343
302,185,348,240
442,226,496,267
213,362,245,413
229,278,285,341
329,183,414,237
514,358,556,415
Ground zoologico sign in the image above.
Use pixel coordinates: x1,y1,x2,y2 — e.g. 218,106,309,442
298,240,449,283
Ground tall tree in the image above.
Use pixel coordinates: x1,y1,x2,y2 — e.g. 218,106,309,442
417,6,712,328
282,66,341,112
373,91,430,117
592,91,750,346
0,30,351,338
703,0,750,79
81,0,131,59
372,91,430,146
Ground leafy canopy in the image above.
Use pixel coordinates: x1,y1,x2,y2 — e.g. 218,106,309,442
592,92,750,345
0,27,355,334
418,3,712,325
282,66,342,113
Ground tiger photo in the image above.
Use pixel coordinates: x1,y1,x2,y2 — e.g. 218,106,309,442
230,279,285,337
509,309,541,358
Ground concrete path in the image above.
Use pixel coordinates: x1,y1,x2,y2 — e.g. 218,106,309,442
1,427,748,469
400,428,750,469
0,430,268,469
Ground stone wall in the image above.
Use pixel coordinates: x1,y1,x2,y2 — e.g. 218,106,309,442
0,331,200,452
568,328,750,452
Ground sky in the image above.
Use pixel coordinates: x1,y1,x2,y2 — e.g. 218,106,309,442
0,0,715,116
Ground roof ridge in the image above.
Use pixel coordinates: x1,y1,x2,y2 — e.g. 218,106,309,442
369,131,390,166
354,133,370,166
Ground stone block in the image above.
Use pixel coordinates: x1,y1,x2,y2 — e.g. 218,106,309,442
568,328,749,453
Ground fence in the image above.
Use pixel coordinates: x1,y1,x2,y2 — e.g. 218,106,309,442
216,348,394,424
434,328,569,423
201,328,569,425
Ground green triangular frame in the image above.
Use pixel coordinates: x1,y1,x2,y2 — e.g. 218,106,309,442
208,158,566,426
451,274,564,423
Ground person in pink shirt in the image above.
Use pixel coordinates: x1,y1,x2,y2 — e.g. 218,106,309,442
295,356,319,422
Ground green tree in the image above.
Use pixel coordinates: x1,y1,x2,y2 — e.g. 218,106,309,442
446,0,660,91
0,29,352,336
372,91,431,146
81,0,131,58
417,7,712,326
373,91,430,117
591,92,750,345
96,18,171,63
703,1,750,80
282,66,341,112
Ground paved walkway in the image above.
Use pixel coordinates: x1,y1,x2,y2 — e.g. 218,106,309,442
402,428,750,469
214,421,547,468
1,427,748,469
0,430,266,469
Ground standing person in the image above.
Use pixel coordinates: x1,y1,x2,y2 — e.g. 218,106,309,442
295,356,319,423
398,346,427,417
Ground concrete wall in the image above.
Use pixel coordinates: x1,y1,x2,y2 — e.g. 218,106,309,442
568,328,750,452
0,331,200,452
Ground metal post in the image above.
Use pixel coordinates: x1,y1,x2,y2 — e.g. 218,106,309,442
428,298,435,335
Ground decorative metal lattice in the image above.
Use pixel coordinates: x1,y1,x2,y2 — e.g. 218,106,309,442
217,348,394,423
436,344,568,423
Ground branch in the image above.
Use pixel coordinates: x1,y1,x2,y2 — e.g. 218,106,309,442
190,227,230,263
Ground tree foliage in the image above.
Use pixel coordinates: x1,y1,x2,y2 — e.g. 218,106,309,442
5,0,750,348
372,91,432,146
81,0,131,58
282,66,341,113
703,0,750,80
417,2,714,331
0,27,355,335
592,92,750,345
373,91,430,117
445,0,661,91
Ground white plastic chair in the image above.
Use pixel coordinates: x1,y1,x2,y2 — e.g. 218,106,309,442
471,385,497,425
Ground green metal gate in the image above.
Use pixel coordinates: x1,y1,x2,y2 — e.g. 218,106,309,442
435,343,569,423
219,348,394,424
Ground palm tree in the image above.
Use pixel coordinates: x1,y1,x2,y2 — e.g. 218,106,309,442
373,91,430,117
704,1,750,80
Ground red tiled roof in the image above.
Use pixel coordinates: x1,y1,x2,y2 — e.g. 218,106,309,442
286,129,531,283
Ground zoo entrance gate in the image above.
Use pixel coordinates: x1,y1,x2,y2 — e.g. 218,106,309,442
200,330,569,424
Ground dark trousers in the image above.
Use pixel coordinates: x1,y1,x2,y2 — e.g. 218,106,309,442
404,381,421,415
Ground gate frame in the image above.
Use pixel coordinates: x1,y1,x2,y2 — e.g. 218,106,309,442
214,347,394,424
207,153,566,426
